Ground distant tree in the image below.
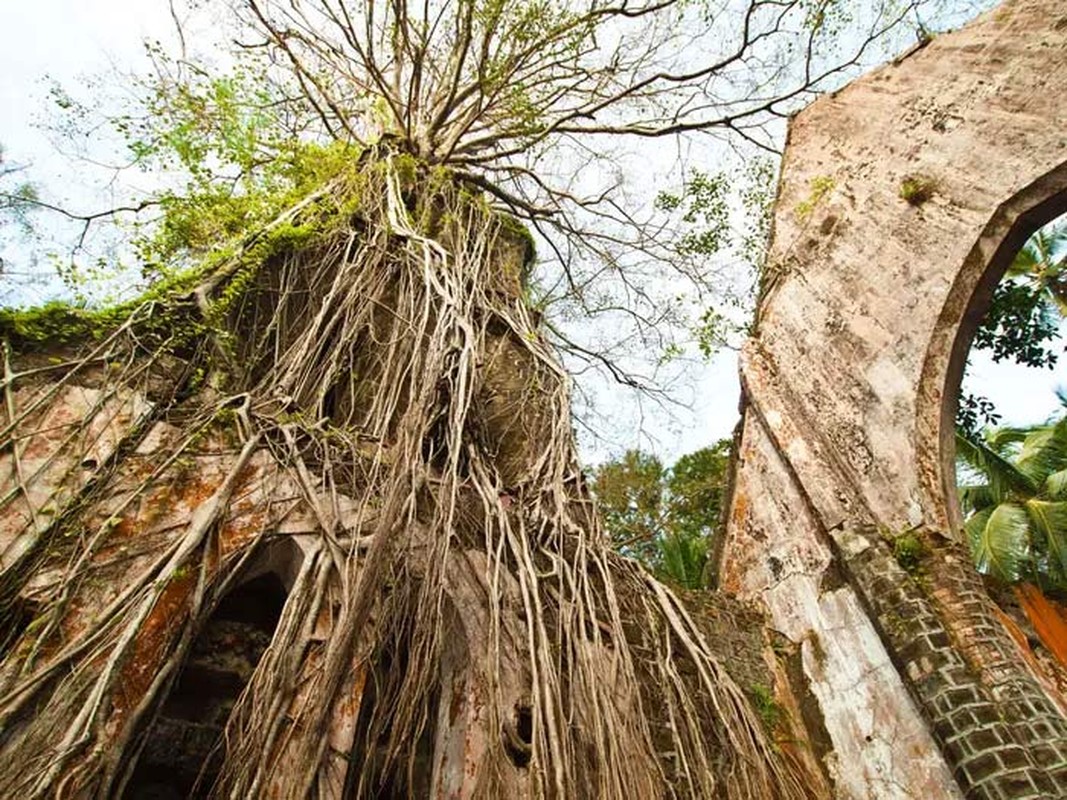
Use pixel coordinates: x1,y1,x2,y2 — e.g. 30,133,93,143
0,145,40,296
958,219,1066,434
592,440,730,588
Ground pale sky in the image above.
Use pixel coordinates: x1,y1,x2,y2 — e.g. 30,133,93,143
964,321,1066,429
1,1,172,177
1,0,1057,466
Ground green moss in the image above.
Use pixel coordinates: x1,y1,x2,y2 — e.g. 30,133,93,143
749,683,783,732
0,298,149,345
893,532,925,573
497,213,537,271
899,175,936,206
391,151,420,188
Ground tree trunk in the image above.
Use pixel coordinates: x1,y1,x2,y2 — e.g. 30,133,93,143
0,152,809,799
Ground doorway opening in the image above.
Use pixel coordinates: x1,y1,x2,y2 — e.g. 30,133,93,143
123,570,288,799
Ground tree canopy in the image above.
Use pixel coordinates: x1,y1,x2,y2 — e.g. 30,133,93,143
957,219,1066,434
3,0,976,432
592,440,730,588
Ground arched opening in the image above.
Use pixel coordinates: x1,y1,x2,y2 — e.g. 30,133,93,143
123,562,291,798
939,185,1067,672
941,185,1067,536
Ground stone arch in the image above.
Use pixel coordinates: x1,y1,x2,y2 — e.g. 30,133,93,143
923,171,1067,534
719,1,1067,797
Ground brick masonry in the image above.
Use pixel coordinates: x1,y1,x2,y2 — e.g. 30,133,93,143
835,525,1067,798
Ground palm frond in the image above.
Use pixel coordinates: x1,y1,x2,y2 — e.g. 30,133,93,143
1004,223,1067,314
958,483,995,513
1046,468,1067,500
966,503,1030,584
955,430,1036,501
984,426,1032,452
1018,418,1067,487
659,533,708,591
1025,499,1067,590
1007,245,1041,278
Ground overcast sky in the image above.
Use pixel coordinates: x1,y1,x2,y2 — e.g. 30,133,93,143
1,0,1061,465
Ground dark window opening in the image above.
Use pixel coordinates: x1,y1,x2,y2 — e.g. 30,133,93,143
503,704,534,768
0,597,38,661
123,572,287,799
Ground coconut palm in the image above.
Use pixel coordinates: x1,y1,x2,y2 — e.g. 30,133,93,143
1007,220,1067,317
956,414,1067,591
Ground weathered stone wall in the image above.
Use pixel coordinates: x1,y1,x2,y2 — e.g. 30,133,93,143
720,1,1067,797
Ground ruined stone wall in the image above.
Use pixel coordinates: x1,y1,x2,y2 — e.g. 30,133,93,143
720,1,1067,797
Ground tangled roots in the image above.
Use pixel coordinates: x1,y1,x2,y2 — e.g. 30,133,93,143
0,153,809,799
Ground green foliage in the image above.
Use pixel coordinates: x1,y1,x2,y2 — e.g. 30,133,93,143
4,47,372,344
0,145,41,286
497,213,537,273
136,139,357,278
1007,221,1067,317
0,191,337,354
957,414,1067,591
0,146,38,229
593,450,667,566
654,160,774,359
693,307,738,360
0,300,101,344
592,440,731,589
957,219,1066,434
748,683,783,732
892,532,924,573
898,175,936,206
46,46,362,284
974,283,1059,368
800,0,854,38
655,169,730,258
739,157,777,270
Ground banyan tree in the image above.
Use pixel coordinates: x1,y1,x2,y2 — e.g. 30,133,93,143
0,0,944,796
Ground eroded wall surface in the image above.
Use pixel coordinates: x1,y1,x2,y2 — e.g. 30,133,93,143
721,1,1067,797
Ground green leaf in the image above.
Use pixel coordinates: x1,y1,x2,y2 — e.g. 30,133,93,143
659,532,708,590
1045,468,1067,499
1018,418,1067,487
958,483,994,514
966,503,1030,584
955,430,1036,502
1025,499,1067,588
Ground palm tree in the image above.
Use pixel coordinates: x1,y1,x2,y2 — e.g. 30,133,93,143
956,415,1067,591
1007,220,1067,317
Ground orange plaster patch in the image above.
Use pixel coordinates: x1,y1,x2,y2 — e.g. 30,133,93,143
1015,583,1067,670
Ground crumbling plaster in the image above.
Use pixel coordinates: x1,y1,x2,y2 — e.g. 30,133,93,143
721,0,1067,797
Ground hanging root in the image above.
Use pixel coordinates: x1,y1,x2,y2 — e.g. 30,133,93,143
0,151,810,798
